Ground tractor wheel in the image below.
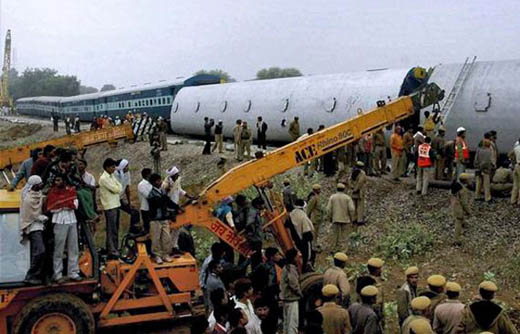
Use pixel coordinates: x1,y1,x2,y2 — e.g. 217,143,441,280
13,293,95,334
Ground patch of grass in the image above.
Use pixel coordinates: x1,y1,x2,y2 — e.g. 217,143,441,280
378,223,434,261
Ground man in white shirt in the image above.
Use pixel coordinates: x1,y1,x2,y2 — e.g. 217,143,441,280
99,158,123,258
115,159,141,234
137,168,153,234
162,166,194,251
234,278,262,334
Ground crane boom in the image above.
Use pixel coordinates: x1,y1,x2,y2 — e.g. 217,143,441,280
173,82,445,256
0,29,11,109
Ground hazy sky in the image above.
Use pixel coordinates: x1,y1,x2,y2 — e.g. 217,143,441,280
3,0,520,89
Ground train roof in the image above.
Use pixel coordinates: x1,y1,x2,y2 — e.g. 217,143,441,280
15,74,220,104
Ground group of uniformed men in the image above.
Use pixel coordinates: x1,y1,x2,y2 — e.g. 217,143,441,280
314,254,518,334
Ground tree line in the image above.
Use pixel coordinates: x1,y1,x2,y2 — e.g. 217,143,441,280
8,66,302,101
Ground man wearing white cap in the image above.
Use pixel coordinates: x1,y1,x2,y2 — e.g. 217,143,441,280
20,175,48,285
162,166,194,251
114,159,141,234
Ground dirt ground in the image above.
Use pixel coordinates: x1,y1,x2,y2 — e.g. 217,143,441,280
2,119,519,333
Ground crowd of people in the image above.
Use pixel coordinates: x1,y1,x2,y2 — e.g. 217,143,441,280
8,111,520,333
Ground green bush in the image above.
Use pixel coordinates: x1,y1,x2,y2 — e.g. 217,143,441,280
378,223,434,260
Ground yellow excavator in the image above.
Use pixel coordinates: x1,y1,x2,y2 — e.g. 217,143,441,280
0,82,443,333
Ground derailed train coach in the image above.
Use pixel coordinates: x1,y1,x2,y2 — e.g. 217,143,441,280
15,74,221,122
171,59,520,153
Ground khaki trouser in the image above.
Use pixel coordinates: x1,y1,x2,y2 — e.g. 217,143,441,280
512,164,520,205
159,132,168,151
454,217,464,243
151,220,172,258
475,172,491,202
416,167,433,195
212,134,223,153
391,152,403,179
238,139,251,160
434,158,445,180
283,301,299,334
374,146,386,174
333,222,348,250
455,161,466,181
353,197,364,222
234,139,240,159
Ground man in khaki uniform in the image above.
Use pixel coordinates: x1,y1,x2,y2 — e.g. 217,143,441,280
212,120,224,153
474,137,494,202
306,184,324,239
238,121,252,161
348,285,382,334
157,117,169,151
456,281,518,334
367,257,385,328
433,282,464,334
233,119,242,159
288,117,300,141
397,266,420,326
326,183,356,250
401,296,431,334
420,275,447,321
451,173,472,246
432,126,446,180
491,162,514,195
318,284,352,334
410,318,434,334
350,161,367,225
511,140,520,206
323,252,351,308
373,128,387,176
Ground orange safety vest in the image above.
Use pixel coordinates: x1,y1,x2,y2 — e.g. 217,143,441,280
417,143,433,168
455,137,470,160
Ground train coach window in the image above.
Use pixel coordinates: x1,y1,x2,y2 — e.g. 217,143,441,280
167,97,171,104
173,102,179,113
194,101,200,113
325,97,337,113
221,101,227,112
244,100,252,113
281,98,289,112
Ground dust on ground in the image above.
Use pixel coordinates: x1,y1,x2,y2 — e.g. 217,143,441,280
3,119,520,333
0,119,62,149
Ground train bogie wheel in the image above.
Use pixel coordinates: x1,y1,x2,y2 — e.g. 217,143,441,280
13,293,95,334
300,272,324,312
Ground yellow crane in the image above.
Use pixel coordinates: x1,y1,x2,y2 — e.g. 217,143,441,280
0,29,12,110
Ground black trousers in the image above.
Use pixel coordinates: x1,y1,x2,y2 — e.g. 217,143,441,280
120,202,141,234
105,208,120,256
26,231,46,280
141,210,150,233
202,134,212,154
258,133,267,149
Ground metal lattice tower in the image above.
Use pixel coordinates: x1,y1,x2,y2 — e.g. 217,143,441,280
0,29,11,108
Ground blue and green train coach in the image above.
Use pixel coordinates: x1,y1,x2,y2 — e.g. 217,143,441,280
15,74,220,121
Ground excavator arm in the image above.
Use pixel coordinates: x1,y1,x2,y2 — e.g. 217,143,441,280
173,82,444,257
0,123,134,185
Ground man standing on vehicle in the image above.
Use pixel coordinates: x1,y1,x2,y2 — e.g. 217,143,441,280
99,158,123,259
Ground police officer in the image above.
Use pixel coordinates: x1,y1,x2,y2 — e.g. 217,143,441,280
348,285,382,334
401,296,431,334
238,121,252,161
432,126,446,180
306,184,324,240
288,117,300,141
323,253,351,308
420,275,447,320
351,161,367,225
433,282,464,334
318,284,352,334
451,174,472,246
366,258,385,328
326,183,356,250
457,281,518,334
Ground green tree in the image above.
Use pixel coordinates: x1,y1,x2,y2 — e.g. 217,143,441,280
100,84,116,92
8,68,80,100
79,85,98,94
256,67,302,80
194,69,235,83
